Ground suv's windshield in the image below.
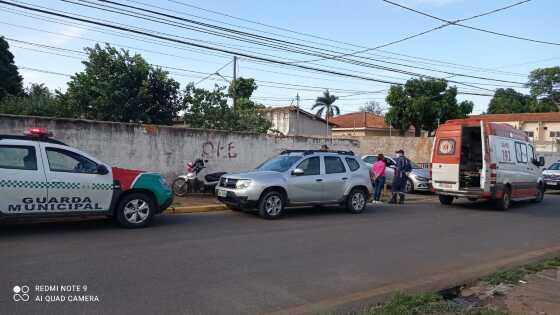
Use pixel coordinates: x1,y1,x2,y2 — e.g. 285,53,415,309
256,154,302,172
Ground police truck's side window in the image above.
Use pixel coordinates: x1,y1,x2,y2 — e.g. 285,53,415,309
0,146,37,170
46,148,98,174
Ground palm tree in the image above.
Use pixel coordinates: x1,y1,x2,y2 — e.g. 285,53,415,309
312,90,340,139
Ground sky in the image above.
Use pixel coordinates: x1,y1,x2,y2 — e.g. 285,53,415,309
1,0,559,115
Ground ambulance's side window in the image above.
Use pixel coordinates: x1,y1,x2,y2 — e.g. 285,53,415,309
514,142,528,163
0,145,37,170
46,148,98,174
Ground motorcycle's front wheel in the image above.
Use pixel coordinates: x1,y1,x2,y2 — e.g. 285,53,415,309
172,178,189,197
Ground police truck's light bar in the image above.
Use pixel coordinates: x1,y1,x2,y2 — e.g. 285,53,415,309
25,128,53,138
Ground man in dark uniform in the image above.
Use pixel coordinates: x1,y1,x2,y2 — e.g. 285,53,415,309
389,149,412,204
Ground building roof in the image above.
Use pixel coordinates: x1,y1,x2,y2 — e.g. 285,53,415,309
470,112,560,122
329,112,388,129
258,106,334,125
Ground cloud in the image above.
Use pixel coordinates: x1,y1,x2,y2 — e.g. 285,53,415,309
48,26,86,46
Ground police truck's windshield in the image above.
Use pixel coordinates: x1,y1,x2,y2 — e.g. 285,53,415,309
256,154,302,172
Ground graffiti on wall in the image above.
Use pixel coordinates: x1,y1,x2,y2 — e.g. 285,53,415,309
202,141,238,159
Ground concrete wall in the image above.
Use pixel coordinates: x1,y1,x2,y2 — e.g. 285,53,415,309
0,114,358,180
356,136,434,163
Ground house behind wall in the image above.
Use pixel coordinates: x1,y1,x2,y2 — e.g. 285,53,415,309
259,106,333,137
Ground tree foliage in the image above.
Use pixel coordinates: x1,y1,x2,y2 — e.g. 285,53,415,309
182,82,271,133
312,90,340,118
0,83,71,117
488,88,557,114
385,79,473,136
0,36,24,100
65,44,181,124
528,67,560,109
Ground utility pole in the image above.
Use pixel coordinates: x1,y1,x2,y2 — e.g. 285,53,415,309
296,93,300,136
232,56,237,111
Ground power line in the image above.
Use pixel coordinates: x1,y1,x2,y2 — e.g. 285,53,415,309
164,0,531,77
57,0,525,87
383,0,560,46
294,0,533,63
195,60,233,85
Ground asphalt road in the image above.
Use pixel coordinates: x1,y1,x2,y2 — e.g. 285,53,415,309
2,194,560,315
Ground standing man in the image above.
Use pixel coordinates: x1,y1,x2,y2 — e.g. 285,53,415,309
389,149,412,204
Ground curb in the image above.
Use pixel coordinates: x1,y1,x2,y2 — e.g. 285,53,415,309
169,204,227,213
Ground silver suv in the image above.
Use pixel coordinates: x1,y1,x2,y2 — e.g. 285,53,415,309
216,150,373,219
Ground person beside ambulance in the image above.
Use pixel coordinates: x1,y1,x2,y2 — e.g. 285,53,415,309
389,149,412,204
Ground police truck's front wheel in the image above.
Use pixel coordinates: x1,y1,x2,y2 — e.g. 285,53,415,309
116,193,155,228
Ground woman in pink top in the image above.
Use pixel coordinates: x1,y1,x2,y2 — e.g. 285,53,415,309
371,154,387,203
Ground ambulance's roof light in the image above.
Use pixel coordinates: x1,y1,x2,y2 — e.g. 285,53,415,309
25,128,53,138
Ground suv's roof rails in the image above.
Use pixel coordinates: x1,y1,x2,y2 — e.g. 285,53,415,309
0,135,68,146
280,149,355,156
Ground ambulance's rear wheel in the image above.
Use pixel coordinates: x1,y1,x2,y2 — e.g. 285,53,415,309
439,195,454,205
116,193,155,228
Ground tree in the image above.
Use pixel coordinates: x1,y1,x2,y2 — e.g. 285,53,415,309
528,67,560,110
0,83,71,117
312,90,340,118
228,77,257,99
0,36,24,101
65,44,181,124
359,101,384,115
385,79,472,136
488,88,535,114
182,82,271,133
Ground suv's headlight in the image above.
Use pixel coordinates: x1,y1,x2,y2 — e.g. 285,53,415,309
236,179,252,189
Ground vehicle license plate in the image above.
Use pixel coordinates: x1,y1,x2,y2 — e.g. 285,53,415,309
547,181,558,186
217,189,227,197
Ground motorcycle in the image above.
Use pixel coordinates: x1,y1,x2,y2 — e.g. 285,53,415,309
172,159,227,197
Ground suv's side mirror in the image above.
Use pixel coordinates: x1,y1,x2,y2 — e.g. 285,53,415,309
97,164,109,175
292,168,304,176
538,156,545,167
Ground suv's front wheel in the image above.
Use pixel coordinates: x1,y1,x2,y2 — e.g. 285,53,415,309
115,193,155,228
347,188,367,214
258,191,285,219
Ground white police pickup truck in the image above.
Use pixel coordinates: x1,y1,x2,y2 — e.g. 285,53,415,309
0,128,173,228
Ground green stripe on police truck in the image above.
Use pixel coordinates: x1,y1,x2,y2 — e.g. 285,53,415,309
0,180,113,190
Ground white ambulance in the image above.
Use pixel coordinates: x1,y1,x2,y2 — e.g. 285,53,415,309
0,128,173,228
431,118,545,210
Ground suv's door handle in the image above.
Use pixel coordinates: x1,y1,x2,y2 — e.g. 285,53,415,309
315,179,323,182
342,177,348,180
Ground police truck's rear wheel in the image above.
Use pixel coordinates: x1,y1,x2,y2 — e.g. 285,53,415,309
116,193,155,228
439,195,454,205
496,187,512,211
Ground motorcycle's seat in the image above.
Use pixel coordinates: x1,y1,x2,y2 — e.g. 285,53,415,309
205,172,227,182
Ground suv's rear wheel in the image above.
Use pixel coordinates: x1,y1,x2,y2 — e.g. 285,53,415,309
258,191,285,219
347,188,367,214
496,186,512,210
115,193,155,228
439,195,454,205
